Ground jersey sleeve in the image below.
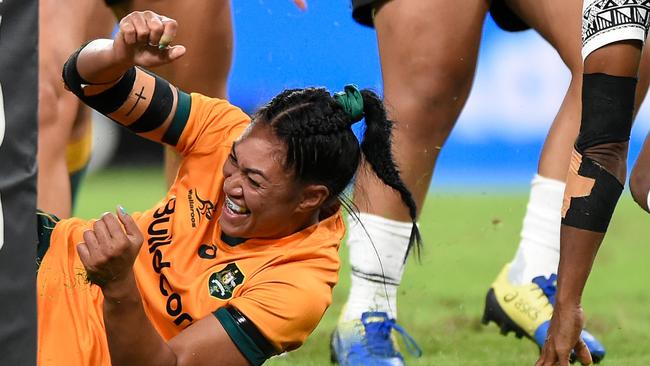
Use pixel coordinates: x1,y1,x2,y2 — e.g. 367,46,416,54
62,51,250,155
227,257,340,353
170,93,251,157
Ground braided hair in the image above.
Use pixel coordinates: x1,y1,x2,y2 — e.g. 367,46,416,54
253,87,422,256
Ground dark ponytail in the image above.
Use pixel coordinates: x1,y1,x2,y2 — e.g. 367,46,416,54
358,90,422,259
253,87,422,258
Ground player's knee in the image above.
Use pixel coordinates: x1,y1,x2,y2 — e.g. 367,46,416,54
38,80,80,157
576,73,636,182
580,141,629,183
393,66,473,145
70,105,92,138
411,63,472,108
629,163,650,212
562,73,636,232
38,83,59,129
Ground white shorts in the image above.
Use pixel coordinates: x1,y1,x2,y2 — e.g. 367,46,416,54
582,0,650,59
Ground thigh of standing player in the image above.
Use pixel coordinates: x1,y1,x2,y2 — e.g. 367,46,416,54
505,0,584,181
354,0,490,219
38,0,115,218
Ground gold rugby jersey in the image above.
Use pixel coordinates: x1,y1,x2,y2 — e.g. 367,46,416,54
38,92,343,366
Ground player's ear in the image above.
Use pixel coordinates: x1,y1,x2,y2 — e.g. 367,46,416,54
297,184,329,213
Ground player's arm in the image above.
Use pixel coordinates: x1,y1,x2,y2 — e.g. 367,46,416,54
169,306,278,366
82,208,266,366
83,211,326,365
103,285,257,365
63,11,250,156
163,257,340,366
536,44,642,366
104,294,254,366
61,11,191,146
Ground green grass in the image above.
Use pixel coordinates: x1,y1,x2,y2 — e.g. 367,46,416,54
75,167,168,219
76,168,650,365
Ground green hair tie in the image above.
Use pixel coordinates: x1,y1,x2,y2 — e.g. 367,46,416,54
334,84,364,122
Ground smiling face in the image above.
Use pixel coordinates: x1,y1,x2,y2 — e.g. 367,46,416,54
219,124,326,239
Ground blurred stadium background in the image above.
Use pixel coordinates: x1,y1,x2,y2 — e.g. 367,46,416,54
90,1,650,188
76,2,650,365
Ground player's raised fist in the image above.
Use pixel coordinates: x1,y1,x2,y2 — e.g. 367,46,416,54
113,11,186,68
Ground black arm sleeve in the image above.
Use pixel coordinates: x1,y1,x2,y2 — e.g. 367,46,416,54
214,305,278,366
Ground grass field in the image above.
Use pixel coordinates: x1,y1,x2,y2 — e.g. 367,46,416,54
76,168,650,366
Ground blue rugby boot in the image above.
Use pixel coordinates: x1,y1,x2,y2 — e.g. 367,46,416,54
482,264,606,363
330,312,422,366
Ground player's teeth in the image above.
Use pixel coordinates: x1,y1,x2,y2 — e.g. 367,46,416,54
226,197,249,214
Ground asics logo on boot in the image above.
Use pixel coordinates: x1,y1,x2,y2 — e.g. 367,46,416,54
503,292,518,302
514,299,540,321
502,292,541,320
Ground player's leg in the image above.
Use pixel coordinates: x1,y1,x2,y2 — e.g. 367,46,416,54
66,107,94,210
628,47,650,213
501,0,584,287
38,0,112,218
109,0,233,186
66,2,116,212
630,133,650,212
334,0,489,364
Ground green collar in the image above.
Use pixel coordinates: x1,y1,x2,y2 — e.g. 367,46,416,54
221,232,248,247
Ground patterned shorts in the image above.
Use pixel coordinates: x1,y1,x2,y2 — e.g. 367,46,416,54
350,0,530,32
103,0,127,6
582,0,650,59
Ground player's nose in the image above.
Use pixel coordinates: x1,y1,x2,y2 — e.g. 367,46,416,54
223,174,244,197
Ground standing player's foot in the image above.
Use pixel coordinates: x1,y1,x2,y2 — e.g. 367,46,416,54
482,264,606,363
330,311,422,366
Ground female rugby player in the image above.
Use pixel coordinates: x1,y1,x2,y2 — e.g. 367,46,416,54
36,10,419,366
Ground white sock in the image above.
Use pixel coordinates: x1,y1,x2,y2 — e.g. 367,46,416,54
342,212,413,321
508,174,564,285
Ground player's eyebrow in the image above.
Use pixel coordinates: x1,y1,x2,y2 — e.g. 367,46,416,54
230,141,239,161
231,142,270,182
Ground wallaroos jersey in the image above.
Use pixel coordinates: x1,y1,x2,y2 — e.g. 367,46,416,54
37,92,344,366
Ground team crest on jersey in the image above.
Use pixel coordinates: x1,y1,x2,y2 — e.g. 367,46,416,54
208,263,245,300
